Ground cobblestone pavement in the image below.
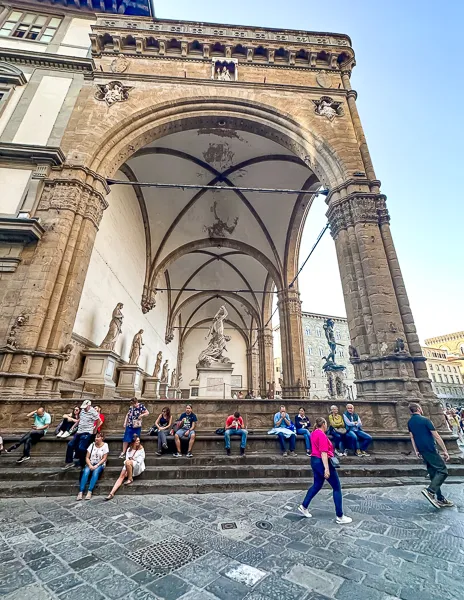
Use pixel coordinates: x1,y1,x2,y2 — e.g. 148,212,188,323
1,484,464,600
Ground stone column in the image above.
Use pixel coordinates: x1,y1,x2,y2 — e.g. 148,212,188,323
246,346,260,395
0,168,108,398
257,328,274,396
277,288,309,398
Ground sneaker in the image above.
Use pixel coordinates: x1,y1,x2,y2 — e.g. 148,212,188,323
76,492,83,501
85,492,92,501
173,453,182,458
62,463,75,470
336,515,353,525
306,451,311,456
226,448,231,456
61,431,71,439
362,451,370,457
356,450,363,457
16,456,30,464
343,451,348,457
56,431,63,438
421,488,440,508
119,452,125,459
186,452,193,458
162,444,168,450
240,448,246,457
297,505,312,518
437,498,455,508
282,451,288,457
155,451,162,456
290,451,297,457
334,450,342,457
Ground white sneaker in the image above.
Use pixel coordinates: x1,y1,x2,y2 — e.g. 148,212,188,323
336,515,353,525
61,431,71,439
298,505,312,518
56,431,63,437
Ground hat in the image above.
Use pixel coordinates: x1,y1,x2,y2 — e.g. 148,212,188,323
80,399,92,409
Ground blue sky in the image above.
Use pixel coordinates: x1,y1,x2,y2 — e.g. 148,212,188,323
155,0,464,342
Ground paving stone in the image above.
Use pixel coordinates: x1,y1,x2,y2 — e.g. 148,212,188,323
4,583,53,600
362,575,401,597
46,572,84,595
58,584,106,600
335,580,386,600
252,574,308,600
205,575,250,600
0,559,24,577
344,558,385,576
68,554,101,571
356,521,390,535
127,589,162,600
147,573,192,599
285,564,344,596
175,561,220,588
35,560,72,583
0,568,36,596
286,541,311,553
110,556,144,577
384,547,417,562
81,562,119,582
326,563,364,583
355,538,388,553
21,546,52,563
180,590,222,600
94,573,139,599
222,563,267,587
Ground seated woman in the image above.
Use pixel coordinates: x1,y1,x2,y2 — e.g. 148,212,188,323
105,435,145,500
294,407,311,456
155,407,172,456
56,406,80,438
76,432,109,501
328,405,347,457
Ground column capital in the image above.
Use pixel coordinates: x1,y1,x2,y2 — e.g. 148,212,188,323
277,288,302,316
326,193,390,238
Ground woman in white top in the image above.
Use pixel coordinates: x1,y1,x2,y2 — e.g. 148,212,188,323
105,435,145,500
77,432,109,501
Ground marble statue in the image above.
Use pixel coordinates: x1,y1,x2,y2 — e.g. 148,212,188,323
161,359,169,383
100,303,124,351
153,351,162,378
322,318,345,372
170,369,177,388
197,305,233,367
128,329,144,365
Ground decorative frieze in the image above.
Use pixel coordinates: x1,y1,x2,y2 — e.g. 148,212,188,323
326,193,390,238
39,180,108,228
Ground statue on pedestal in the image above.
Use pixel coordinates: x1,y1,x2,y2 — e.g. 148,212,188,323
100,303,124,350
128,329,144,365
153,351,162,378
322,318,345,373
161,359,169,383
197,305,233,367
171,368,177,388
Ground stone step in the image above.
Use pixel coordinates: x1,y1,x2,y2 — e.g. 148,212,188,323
0,475,463,498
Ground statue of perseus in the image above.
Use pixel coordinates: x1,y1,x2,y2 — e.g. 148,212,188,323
99,303,124,351
197,305,233,367
322,318,345,372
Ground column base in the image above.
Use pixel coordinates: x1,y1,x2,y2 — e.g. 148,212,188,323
75,348,119,399
116,364,144,398
281,384,309,399
143,377,160,399
159,382,169,399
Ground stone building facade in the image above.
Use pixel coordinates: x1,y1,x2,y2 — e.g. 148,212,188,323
421,346,464,405
0,1,447,434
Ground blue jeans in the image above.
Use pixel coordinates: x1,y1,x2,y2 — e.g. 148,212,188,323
302,457,343,517
329,429,345,452
79,464,105,493
277,433,295,453
224,429,248,449
66,432,92,467
296,429,311,451
346,429,372,451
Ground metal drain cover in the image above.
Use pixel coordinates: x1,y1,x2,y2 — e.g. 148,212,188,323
220,522,238,530
128,536,208,578
255,521,273,531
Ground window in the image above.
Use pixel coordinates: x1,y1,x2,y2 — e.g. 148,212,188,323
429,364,433,370
316,327,321,338
335,330,341,340
432,373,436,382
307,345,312,356
305,326,310,336
455,376,459,384
453,367,457,372
438,374,442,382
0,10,61,43
339,349,344,358
318,347,324,357
0,88,11,117
447,366,451,371
444,375,448,383
309,367,315,377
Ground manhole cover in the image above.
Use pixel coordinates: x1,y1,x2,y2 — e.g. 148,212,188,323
255,521,273,531
221,522,238,530
128,536,208,578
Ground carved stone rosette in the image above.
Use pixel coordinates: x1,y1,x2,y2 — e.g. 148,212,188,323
326,193,390,239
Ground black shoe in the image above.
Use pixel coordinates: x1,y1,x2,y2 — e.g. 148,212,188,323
16,456,30,464
186,452,193,458
226,448,231,456
162,444,168,450
240,448,245,456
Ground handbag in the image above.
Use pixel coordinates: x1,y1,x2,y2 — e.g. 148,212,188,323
148,425,158,436
329,456,340,468
132,419,142,428
215,428,225,435
335,427,347,435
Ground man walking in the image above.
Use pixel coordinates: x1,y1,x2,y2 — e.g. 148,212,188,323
408,403,454,508
63,400,101,469
6,406,51,463
224,411,247,456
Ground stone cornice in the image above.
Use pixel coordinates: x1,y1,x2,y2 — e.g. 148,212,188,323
0,217,45,243
0,48,95,76
0,143,65,166
425,332,464,345
325,178,382,204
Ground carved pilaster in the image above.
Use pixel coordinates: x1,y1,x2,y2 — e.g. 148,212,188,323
326,193,389,239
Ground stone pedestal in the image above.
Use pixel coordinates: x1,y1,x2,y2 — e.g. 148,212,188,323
116,364,144,398
159,382,168,399
197,364,234,398
75,349,119,398
143,377,160,399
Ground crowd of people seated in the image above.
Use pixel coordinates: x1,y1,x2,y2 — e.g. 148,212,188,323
0,398,373,499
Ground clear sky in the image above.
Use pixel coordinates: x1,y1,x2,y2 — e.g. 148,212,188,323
155,0,464,343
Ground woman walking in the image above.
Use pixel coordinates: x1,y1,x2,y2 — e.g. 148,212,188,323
154,407,172,456
106,435,145,500
76,432,109,500
119,398,149,458
298,417,352,524
56,406,80,438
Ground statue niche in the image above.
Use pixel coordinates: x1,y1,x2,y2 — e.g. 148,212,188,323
211,59,238,81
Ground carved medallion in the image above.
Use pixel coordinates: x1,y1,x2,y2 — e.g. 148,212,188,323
95,81,133,107
312,96,344,121
110,55,129,73
316,71,332,89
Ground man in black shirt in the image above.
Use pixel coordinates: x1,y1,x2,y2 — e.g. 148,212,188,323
408,403,453,508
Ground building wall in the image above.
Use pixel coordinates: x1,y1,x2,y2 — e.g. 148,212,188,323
74,170,178,376
422,346,464,404
181,327,248,392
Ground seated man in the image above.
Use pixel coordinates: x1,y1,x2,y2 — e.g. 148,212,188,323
6,406,51,463
224,411,248,456
63,400,101,469
272,404,296,457
173,404,197,458
294,407,311,456
343,403,372,457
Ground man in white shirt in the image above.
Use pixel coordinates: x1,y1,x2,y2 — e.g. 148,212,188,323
63,400,101,469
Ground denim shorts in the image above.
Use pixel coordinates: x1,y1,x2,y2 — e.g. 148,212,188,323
123,426,142,443
175,428,195,439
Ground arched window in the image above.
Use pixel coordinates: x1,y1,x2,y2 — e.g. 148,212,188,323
339,349,344,358
335,330,341,340
319,347,324,357
310,366,315,377
305,326,310,336
316,327,321,338
429,364,433,370
432,373,436,382
307,345,312,356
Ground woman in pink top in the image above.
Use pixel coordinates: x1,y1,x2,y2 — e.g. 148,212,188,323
298,417,352,525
